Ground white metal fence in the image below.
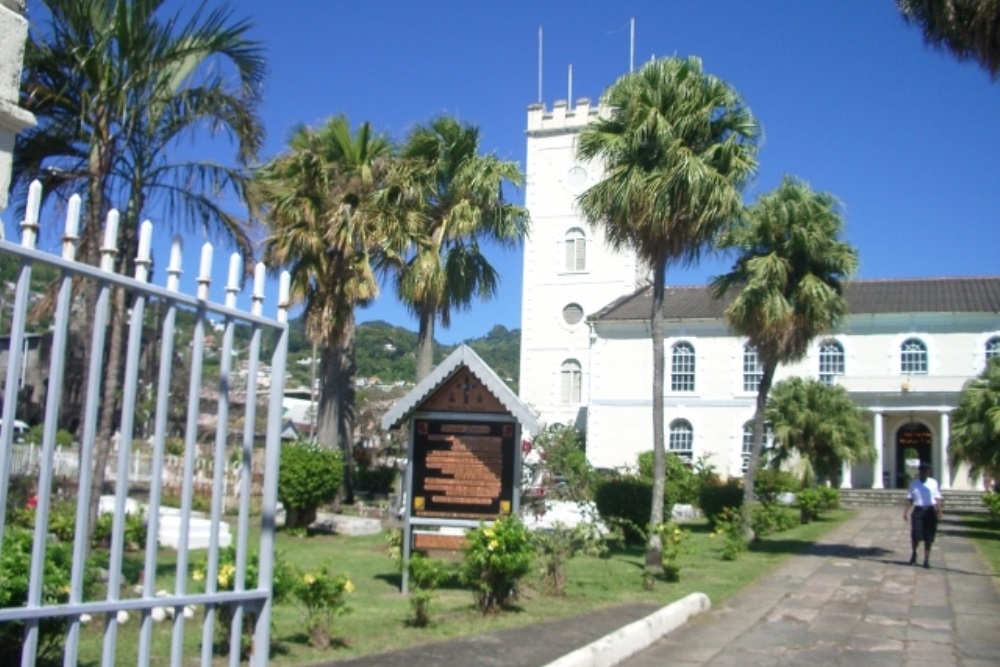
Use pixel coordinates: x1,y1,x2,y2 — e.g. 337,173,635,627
0,182,290,667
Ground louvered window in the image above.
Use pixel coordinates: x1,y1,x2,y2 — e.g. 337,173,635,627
564,228,586,271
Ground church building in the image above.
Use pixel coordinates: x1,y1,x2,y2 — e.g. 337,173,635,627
518,99,1000,492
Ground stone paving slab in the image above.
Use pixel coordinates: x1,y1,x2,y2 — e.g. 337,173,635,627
619,508,1000,667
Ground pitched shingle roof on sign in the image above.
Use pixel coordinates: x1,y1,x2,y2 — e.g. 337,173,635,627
591,277,1000,322
380,344,540,435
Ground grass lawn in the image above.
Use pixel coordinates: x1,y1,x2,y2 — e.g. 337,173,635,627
70,508,853,666
959,512,1000,576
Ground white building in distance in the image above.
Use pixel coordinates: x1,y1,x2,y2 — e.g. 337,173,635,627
518,98,1000,492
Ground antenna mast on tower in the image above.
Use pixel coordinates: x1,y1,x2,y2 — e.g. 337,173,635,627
630,17,635,72
538,26,543,103
568,64,572,105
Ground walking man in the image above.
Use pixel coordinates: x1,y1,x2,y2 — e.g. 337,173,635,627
903,461,943,568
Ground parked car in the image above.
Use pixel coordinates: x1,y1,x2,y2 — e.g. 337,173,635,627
0,419,29,443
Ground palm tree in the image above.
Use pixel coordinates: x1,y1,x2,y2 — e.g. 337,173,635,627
256,116,393,502
577,56,760,571
765,377,873,485
710,175,858,534
13,0,264,541
897,0,1000,80
949,357,1000,485
390,116,529,381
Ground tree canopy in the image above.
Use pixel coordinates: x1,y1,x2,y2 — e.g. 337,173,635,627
766,377,873,485
711,175,858,531
897,0,1000,80
949,357,1000,483
577,56,760,570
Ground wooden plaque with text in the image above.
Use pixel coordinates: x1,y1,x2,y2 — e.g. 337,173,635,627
410,418,515,520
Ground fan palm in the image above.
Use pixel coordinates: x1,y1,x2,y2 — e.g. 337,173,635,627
949,357,1000,483
766,377,873,485
256,116,392,501
897,0,1000,80
711,175,858,533
13,0,264,543
390,116,528,381
577,56,759,570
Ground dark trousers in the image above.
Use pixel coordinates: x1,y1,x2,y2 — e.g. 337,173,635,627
910,506,938,544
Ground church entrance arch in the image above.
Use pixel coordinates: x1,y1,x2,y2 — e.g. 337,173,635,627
895,421,932,488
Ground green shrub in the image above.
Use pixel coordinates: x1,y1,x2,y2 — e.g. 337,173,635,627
817,487,840,511
460,516,534,614
751,503,798,537
278,441,344,528
698,478,744,527
527,425,597,501
290,562,353,648
92,511,147,550
712,508,749,561
983,492,1000,523
594,477,653,544
533,520,607,596
194,546,293,657
655,521,692,582
636,451,698,506
407,554,445,627
354,465,396,495
0,527,73,662
753,469,797,507
796,488,822,524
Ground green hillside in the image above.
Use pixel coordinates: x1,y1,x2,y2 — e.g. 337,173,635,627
285,320,520,393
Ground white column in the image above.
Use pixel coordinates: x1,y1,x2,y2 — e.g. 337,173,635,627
840,459,853,489
939,411,951,490
872,411,884,489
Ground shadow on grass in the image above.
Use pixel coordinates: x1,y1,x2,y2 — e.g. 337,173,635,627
278,631,348,650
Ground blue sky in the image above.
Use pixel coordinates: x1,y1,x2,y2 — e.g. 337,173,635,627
12,1,1000,344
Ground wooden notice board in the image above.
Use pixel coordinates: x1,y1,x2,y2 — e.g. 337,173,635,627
410,418,515,520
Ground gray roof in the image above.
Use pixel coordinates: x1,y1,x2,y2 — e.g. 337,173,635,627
592,276,1000,322
380,344,540,436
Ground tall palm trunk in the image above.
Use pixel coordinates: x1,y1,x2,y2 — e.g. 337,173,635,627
339,321,357,505
415,307,435,382
742,362,777,536
646,261,667,575
88,189,143,542
82,130,114,549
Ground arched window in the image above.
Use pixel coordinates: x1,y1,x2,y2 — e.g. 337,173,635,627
818,339,845,386
986,336,1000,363
669,419,693,463
900,338,928,374
743,344,762,392
671,342,695,392
560,359,582,403
564,228,586,272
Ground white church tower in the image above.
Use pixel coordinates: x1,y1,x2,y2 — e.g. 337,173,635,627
518,99,645,430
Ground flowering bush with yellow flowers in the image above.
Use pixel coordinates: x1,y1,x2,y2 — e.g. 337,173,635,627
290,562,353,649
193,546,293,657
711,507,749,561
460,516,534,614
654,521,692,582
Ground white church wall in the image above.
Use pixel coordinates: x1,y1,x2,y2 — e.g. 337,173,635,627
520,101,642,428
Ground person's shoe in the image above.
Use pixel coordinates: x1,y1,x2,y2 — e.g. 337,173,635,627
923,559,930,569
909,554,917,566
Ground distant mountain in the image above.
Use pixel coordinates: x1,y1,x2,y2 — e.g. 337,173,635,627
284,318,520,393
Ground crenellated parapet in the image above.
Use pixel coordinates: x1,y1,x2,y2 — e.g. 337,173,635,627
526,98,605,136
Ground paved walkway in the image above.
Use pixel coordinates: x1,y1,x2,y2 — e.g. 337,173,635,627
621,507,1000,667
317,508,1000,667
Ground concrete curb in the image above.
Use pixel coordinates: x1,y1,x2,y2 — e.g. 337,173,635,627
541,592,711,667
